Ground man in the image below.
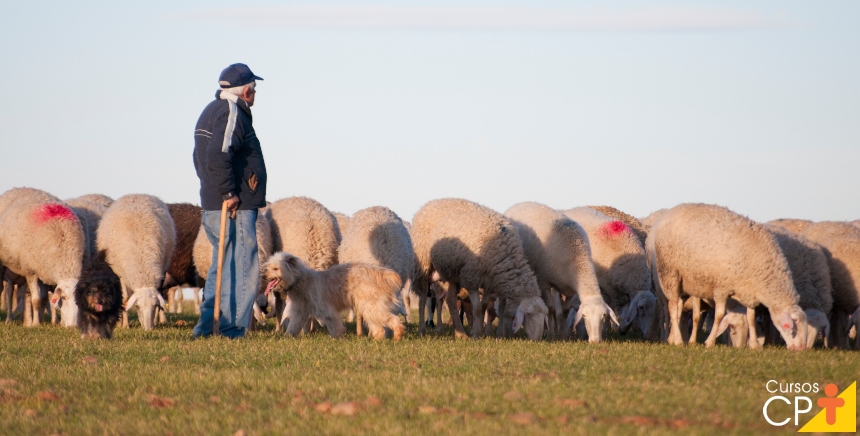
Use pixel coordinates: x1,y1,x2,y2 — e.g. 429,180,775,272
192,63,267,338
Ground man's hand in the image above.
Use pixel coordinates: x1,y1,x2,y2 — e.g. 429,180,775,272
225,196,239,213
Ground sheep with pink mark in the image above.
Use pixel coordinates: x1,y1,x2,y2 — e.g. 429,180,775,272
647,203,808,350
561,207,657,341
97,194,176,331
505,202,615,342
0,187,85,326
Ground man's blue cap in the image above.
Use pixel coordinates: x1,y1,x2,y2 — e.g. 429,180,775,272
218,63,263,88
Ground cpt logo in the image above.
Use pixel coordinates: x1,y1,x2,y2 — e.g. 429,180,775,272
762,380,856,432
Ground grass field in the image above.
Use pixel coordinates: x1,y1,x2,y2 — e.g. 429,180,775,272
1,306,857,435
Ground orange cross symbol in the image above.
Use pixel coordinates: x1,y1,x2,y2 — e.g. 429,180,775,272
817,383,845,425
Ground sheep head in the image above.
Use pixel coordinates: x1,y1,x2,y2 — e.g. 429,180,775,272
566,295,618,343
511,296,548,341
619,291,656,338
126,287,165,331
770,305,808,350
716,306,749,348
802,309,829,349
54,279,80,327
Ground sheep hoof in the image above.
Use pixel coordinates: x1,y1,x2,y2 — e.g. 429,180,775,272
454,331,469,340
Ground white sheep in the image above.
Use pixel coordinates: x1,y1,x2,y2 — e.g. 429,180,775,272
764,224,834,348
800,221,860,349
505,202,615,342
562,207,656,340
0,188,84,327
337,206,413,330
587,205,648,247
639,208,669,232
647,203,808,349
266,197,341,331
411,198,548,340
332,211,351,237
96,194,176,330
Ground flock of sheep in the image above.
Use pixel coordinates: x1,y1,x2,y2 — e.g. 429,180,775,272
1,186,858,350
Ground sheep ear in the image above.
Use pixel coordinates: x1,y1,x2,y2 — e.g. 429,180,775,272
780,311,796,337
512,305,525,332
606,304,619,328
126,292,139,310
716,315,732,337
156,292,166,309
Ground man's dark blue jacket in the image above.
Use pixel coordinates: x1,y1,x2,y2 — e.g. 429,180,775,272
193,90,267,211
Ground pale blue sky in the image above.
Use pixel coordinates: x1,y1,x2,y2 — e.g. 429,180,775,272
1,1,858,222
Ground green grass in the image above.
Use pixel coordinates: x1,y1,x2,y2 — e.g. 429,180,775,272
0,307,857,435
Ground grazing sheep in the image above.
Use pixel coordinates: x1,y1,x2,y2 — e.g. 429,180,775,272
562,207,655,339
97,194,176,331
162,203,202,316
764,224,834,348
768,219,814,235
647,203,808,349
75,254,123,339
587,205,648,247
337,206,413,330
801,221,860,349
411,198,548,340
262,252,405,340
505,202,615,342
0,188,84,326
639,208,669,232
332,212,351,236
267,197,341,330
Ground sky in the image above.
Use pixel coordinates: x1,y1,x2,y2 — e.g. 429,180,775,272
1,1,858,222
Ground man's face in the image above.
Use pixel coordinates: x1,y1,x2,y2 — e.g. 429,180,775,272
242,84,256,107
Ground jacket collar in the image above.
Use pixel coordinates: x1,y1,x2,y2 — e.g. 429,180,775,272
215,90,252,116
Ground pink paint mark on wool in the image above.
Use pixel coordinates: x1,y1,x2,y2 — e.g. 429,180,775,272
32,203,77,224
599,221,629,238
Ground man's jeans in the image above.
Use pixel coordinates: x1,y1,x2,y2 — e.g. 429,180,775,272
193,209,259,338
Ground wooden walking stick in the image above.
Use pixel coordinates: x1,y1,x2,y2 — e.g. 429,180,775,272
212,200,230,336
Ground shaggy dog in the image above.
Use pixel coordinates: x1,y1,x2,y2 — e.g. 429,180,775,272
263,252,405,340
74,254,123,339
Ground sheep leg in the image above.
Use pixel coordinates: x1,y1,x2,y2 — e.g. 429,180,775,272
26,276,41,326
120,280,130,328
469,289,484,339
446,282,468,339
356,312,365,337
539,284,555,340
481,292,496,337
497,298,508,337
433,282,446,335
402,278,413,323
167,287,175,314
2,269,12,324
704,297,727,347
746,306,762,349
667,296,684,346
688,297,701,345
417,276,428,335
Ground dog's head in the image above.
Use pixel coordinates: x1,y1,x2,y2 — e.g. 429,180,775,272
74,269,121,316
263,252,305,295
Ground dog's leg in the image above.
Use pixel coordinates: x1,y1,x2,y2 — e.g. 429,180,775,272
319,306,346,339
285,303,309,338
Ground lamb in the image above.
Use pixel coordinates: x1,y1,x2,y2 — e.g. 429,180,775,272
768,219,814,235
505,202,615,342
162,203,202,316
764,224,834,348
337,206,413,329
587,205,648,247
0,188,85,326
800,221,860,349
267,197,341,330
561,207,656,339
262,252,405,340
96,194,176,331
647,203,808,349
411,198,548,340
